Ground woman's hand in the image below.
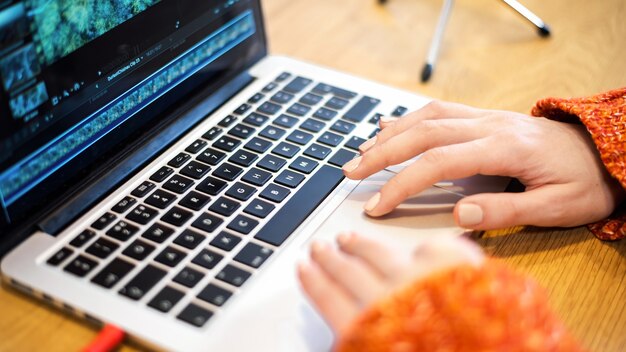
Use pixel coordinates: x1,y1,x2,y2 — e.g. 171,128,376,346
298,233,484,336
342,101,625,230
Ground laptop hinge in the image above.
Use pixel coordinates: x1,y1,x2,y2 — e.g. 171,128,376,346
36,71,255,236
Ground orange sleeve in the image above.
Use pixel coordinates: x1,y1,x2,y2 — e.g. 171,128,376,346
336,260,583,352
532,87,626,240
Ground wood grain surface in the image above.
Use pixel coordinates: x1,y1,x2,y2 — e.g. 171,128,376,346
1,0,625,350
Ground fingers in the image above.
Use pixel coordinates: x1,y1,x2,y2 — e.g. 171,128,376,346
297,261,360,334
364,138,507,217
336,232,400,277
309,240,387,304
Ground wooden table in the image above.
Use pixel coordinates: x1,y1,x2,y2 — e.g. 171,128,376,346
2,0,625,350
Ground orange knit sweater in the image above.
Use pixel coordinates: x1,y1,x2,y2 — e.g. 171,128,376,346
336,88,626,351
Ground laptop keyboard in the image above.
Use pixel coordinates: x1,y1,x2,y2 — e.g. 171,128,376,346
45,72,408,328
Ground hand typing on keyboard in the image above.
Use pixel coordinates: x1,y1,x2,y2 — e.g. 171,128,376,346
341,100,625,230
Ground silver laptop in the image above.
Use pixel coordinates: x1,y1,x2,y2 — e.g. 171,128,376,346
0,1,509,350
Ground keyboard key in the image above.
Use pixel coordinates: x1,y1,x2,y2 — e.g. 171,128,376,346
106,220,139,241
283,76,312,94
259,125,286,140
174,229,206,250
270,91,294,104
155,246,186,267
218,115,237,128
192,249,223,270
234,243,273,269
275,72,291,82
92,212,116,230
142,223,175,243
260,184,291,203
275,169,305,188
198,283,232,307
255,165,344,246
225,182,256,201
212,162,243,181
345,136,367,151
303,143,331,160
126,205,159,225
213,135,241,152
289,156,319,174
299,92,323,106
64,255,98,277
119,264,166,300
318,131,344,147
209,197,240,217
186,139,208,154
163,174,194,194
202,126,222,141
197,147,225,165
368,112,383,125
177,303,213,327
166,154,190,173
392,105,408,116
286,130,313,146
330,120,356,135
174,267,205,288
47,247,73,266
150,166,174,183
272,142,300,159
287,103,310,117
131,181,155,198
145,189,177,209
228,149,258,167
262,82,278,92
161,206,193,227
329,149,359,168
300,118,325,133
70,230,96,248
257,154,287,172
273,114,299,128
180,160,211,180
122,239,156,261
148,286,184,313
227,215,259,235
257,101,281,115
326,97,350,110
111,196,137,214
91,258,134,289
179,191,210,211
343,96,381,122
216,265,251,287
313,107,337,121
241,168,272,186
196,176,227,196
210,231,242,251
312,83,357,99
243,199,275,218
244,137,272,153
233,103,251,115
192,213,224,233
369,128,381,138
243,112,270,127
228,123,256,139
248,92,265,103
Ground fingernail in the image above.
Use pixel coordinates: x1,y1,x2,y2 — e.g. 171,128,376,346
379,116,398,125
359,137,377,152
311,241,327,255
342,156,362,173
364,192,381,212
336,233,352,247
458,203,484,227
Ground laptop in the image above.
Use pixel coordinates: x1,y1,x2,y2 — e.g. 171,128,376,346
0,1,510,350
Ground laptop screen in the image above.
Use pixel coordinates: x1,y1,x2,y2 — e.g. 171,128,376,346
0,0,266,229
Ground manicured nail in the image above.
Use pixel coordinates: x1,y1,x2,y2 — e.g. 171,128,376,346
342,156,362,173
311,241,327,255
336,233,352,247
379,116,398,125
359,137,377,152
458,203,484,227
364,192,381,212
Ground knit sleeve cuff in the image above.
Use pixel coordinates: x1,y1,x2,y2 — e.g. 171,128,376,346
336,260,582,352
532,87,626,241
